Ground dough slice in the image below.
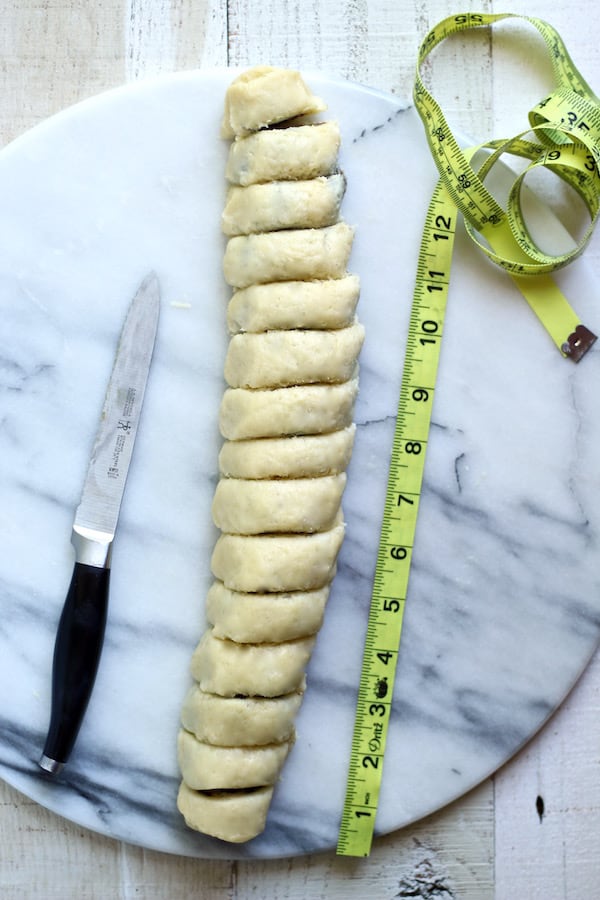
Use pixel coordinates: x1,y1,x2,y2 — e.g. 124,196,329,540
227,276,360,333
177,729,292,790
222,173,346,236
223,222,354,288
224,322,364,388
190,629,316,697
181,687,303,746
211,516,345,592
177,782,274,843
219,378,358,440
212,473,346,534
221,66,326,138
218,426,356,479
226,121,341,186
206,581,330,642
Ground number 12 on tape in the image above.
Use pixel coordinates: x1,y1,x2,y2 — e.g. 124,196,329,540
336,182,456,857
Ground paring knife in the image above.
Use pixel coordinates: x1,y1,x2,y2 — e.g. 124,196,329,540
39,273,161,775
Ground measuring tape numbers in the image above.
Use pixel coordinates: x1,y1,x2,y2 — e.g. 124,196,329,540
336,181,455,857
337,12,599,858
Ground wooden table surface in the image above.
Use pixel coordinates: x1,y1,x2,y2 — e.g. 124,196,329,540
1,2,599,897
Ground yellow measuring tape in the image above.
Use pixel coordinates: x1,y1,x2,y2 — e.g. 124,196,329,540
337,12,599,858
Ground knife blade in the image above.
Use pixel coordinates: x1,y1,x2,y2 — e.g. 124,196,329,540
39,272,160,775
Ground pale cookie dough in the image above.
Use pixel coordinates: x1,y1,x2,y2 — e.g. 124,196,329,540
219,378,358,440
221,173,346,236
177,729,292,790
221,66,326,138
181,687,303,746
178,64,362,845
177,782,274,843
218,426,356,479
211,517,345,592
224,322,364,388
206,582,330,643
212,473,346,534
190,629,316,697
227,276,360,333
226,121,341,186
223,222,354,288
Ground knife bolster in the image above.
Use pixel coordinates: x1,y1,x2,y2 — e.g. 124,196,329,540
71,526,113,569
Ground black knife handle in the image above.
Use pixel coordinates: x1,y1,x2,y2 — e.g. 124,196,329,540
40,562,110,773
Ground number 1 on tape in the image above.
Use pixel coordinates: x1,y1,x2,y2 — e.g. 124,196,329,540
336,182,456,857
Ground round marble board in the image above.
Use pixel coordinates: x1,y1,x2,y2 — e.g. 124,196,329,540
0,70,599,860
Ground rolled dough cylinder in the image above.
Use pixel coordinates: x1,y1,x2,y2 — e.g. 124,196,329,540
177,729,291,790
190,629,316,697
212,473,346,534
227,275,360,334
181,686,303,746
218,426,356,479
205,581,330,642
224,322,364,388
222,173,346,236
179,65,361,845
211,518,345,592
177,782,274,843
225,121,341,186
219,378,358,440
227,276,360,333
221,66,326,138
223,222,354,288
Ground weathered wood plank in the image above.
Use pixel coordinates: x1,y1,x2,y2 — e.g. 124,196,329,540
0,1,125,144
495,649,600,899
0,0,228,147
234,781,493,900
125,0,227,80
0,776,493,898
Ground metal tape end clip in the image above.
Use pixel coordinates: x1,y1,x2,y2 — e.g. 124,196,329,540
561,324,597,363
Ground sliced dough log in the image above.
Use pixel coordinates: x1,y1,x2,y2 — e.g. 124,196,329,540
224,322,364,388
218,426,356,479
223,222,354,288
191,629,315,697
206,581,330,642
220,379,358,440
222,173,346,236
212,473,346,534
221,66,325,138
227,275,360,333
211,517,345,592
177,782,274,844
181,686,303,746
226,121,341,186
178,729,292,790
179,67,360,845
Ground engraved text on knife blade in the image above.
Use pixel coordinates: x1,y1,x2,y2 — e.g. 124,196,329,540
74,274,160,538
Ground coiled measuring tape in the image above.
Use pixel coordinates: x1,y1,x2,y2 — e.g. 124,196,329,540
337,12,598,858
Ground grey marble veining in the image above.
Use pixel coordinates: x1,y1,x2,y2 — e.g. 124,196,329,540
0,70,599,859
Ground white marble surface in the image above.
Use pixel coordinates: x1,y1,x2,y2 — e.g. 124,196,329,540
0,69,599,860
